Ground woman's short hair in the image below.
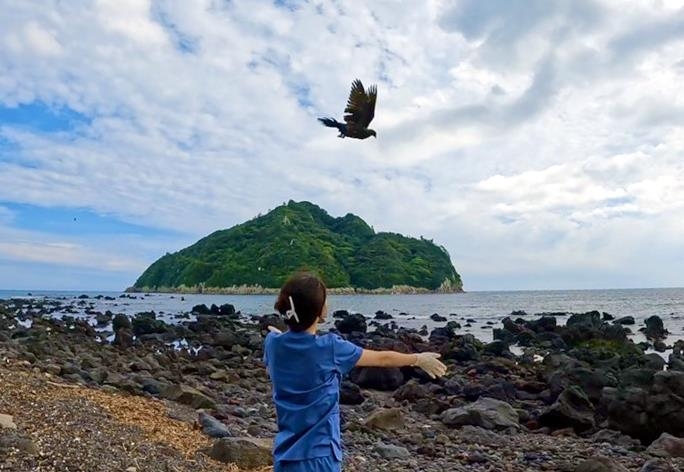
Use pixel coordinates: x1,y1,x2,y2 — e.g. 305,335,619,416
274,272,327,332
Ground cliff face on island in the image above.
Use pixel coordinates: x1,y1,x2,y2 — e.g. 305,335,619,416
131,201,462,293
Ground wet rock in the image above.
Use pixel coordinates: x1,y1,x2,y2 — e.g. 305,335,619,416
350,367,404,391
394,380,429,402
207,437,273,468
647,433,684,458
375,442,410,459
374,311,393,320
162,384,216,410
620,367,657,389
645,354,667,371
364,408,404,431
440,397,519,431
191,304,211,315
340,381,365,405
483,340,513,358
218,304,236,316
548,366,617,403
540,385,595,432
668,341,684,371
574,457,629,472
95,311,112,326
335,313,367,334
445,334,482,362
614,316,636,325
567,311,603,330
132,312,168,336
199,412,232,438
644,316,668,341
430,313,447,322
112,314,131,332
603,371,684,442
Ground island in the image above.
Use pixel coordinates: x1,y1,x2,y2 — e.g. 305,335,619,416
129,200,462,294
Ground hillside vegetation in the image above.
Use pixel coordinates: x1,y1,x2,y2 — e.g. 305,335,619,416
132,201,462,292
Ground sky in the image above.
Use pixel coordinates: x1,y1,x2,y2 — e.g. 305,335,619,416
0,0,683,291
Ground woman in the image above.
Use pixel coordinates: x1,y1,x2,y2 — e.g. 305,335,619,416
263,272,447,472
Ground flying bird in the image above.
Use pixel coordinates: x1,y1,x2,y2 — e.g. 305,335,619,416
319,79,377,139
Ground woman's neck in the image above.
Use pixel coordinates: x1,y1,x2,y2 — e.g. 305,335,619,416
304,318,319,335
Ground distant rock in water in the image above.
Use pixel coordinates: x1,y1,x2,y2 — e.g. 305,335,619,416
130,200,462,292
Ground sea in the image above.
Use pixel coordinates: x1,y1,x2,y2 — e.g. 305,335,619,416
2,287,684,347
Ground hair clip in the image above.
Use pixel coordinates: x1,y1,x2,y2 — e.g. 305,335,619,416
284,296,299,323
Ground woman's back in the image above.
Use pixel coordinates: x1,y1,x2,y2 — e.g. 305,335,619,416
264,330,362,463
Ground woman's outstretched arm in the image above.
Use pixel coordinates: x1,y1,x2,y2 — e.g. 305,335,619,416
356,349,447,378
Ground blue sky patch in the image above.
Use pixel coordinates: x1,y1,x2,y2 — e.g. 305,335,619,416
2,202,177,238
0,102,90,133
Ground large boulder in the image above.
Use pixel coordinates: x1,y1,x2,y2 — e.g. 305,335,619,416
112,314,131,332
350,367,404,391
440,397,519,431
644,316,668,341
192,304,212,315
647,433,684,458
567,311,603,330
603,371,684,442
394,380,429,402
340,381,365,405
668,341,684,371
364,408,405,431
335,313,367,334
199,412,232,438
131,312,168,336
162,384,216,410
444,334,482,362
218,303,236,316
540,385,595,432
548,366,617,403
207,437,273,468
639,459,678,472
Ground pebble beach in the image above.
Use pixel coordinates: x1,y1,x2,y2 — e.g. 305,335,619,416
2,294,684,471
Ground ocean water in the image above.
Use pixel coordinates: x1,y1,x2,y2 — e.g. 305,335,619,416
2,287,684,345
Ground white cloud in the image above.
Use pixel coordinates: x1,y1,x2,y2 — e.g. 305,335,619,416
0,0,683,289
0,224,156,273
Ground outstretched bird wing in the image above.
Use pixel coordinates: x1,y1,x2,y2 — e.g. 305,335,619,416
343,79,377,130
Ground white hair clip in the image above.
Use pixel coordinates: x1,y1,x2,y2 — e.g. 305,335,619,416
284,296,299,323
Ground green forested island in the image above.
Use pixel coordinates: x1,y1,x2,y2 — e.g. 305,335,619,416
130,201,462,293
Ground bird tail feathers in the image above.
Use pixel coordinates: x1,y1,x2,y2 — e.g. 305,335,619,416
318,117,340,128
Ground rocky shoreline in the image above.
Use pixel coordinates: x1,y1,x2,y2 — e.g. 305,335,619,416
125,285,465,295
1,297,684,471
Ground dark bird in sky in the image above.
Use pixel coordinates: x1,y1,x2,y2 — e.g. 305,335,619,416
319,79,377,139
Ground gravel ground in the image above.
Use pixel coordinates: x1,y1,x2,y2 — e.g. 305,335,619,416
339,390,675,472
0,362,271,472
2,360,677,472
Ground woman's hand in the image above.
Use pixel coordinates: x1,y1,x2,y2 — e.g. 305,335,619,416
412,352,447,379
